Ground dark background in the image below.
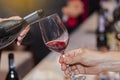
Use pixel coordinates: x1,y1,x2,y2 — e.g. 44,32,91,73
0,0,100,65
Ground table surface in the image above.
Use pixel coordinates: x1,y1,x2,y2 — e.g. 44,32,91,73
23,12,98,80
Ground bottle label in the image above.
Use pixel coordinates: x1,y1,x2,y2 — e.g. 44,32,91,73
10,59,15,69
99,15,105,32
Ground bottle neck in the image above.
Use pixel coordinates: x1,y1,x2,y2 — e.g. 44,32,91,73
23,9,44,25
9,54,15,70
9,58,15,70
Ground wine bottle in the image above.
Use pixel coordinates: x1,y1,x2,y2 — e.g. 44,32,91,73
6,53,19,80
96,8,109,51
108,0,120,51
112,0,120,40
113,0,120,21
0,9,44,49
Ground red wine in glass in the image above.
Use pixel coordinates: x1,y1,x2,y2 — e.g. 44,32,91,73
46,40,68,54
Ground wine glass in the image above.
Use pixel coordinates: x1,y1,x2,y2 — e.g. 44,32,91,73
39,13,86,80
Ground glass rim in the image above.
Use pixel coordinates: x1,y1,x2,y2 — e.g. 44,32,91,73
39,13,59,21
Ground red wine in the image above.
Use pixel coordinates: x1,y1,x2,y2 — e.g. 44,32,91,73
46,40,67,53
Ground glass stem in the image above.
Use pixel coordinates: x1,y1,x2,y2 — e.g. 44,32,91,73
62,51,73,74
62,51,86,80
62,51,75,80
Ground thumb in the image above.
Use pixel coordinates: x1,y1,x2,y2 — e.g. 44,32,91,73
64,48,84,64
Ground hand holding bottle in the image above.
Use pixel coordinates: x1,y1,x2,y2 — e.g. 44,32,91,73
0,16,30,46
0,9,43,49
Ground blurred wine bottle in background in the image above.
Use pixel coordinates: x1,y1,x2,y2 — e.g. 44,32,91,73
96,8,109,52
108,0,120,51
5,53,19,80
113,0,120,22
96,8,111,80
97,1,120,80
113,0,120,40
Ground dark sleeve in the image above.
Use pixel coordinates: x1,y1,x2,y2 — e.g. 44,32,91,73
88,0,100,15
0,50,1,61
23,23,50,65
21,29,32,46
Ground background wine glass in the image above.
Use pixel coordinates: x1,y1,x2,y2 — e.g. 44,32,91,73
39,13,86,80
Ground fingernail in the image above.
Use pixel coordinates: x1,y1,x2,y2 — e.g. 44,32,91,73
18,37,22,41
17,42,20,46
62,55,65,58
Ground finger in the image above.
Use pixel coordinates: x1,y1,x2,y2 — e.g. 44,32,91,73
65,68,70,76
17,36,22,46
17,41,21,46
61,63,67,71
59,55,64,64
0,16,21,22
74,69,80,75
0,18,5,22
17,26,30,46
17,36,23,46
71,65,77,71
1,16,22,22
17,36,23,41
76,64,85,74
68,64,80,75
8,16,21,20
70,65,80,75
19,26,30,37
